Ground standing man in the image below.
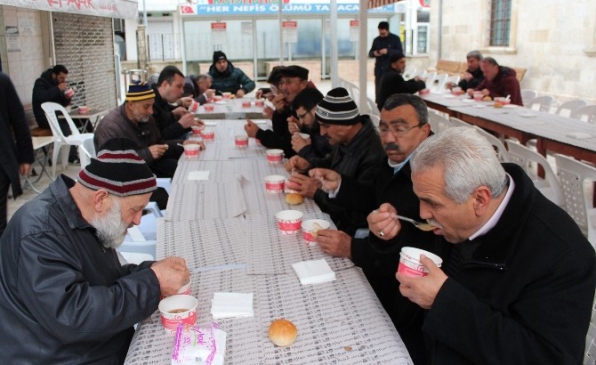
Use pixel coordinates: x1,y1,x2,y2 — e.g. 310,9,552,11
32,65,73,130
285,87,385,235
0,138,190,363
468,57,523,106
208,51,255,97
183,74,215,105
0,72,34,237
370,127,596,364
369,21,403,104
377,53,426,110
152,66,203,140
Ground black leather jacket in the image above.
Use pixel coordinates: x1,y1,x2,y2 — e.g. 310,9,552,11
0,176,161,364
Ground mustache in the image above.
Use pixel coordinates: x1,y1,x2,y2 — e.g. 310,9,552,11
384,143,400,151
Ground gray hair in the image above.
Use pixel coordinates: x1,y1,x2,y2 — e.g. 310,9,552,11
146,73,159,88
410,127,507,203
466,50,483,61
197,74,212,83
382,94,429,125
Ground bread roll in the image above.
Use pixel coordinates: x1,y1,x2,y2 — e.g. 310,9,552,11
483,96,492,101
494,102,503,108
285,193,304,205
268,319,297,347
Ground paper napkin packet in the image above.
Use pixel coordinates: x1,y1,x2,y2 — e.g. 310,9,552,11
210,292,254,319
188,171,210,181
292,259,336,285
172,322,226,365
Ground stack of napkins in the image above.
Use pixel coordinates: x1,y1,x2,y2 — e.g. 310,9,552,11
292,259,336,285
210,292,254,319
188,171,210,181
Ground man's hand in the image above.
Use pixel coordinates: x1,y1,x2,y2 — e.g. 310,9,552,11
309,168,341,192
379,48,388,55
467,88,475,97
272,94,286,113
172,106,189,120
480,88,490,96
284,155,310,173
150,257,191,297
288,174,320,199
183,140,205,150
236,89,245,98
148,144,168,159
19,163,31,176
176,97,193,108
204,89,216,100
178,113,200,129
367,203,402,241
287,116,301,134
57,82,68,91
317,229,352,258
291,133,310,153
396,255,448,309
463,72,473,81
244,119,261,138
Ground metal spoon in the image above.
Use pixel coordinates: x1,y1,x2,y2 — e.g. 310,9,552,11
393,214,438,232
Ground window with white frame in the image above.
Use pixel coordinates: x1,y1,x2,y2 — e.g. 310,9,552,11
489,0,511,47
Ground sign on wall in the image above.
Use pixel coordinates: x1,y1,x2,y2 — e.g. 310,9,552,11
211,22,228,45
0,0,138,19
282,20,297,43
180,3,395,16
349,20,359,42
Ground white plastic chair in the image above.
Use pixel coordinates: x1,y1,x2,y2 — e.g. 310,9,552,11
118,251,155,265
555,99,588,117
444,75,461,90
570,105,596,124
428,110,450,134
553,154,596,248
449,116,473,128
424,72,437,90
526,95,554,112
367,98,380,117
473,127,510,162
505,140,565,208
521,89,537,106
369,114,380,129
432,73,448,92
41,102,94,178
78,138,96,169
118,201,162,258
403,68,417,80
584,297,596,365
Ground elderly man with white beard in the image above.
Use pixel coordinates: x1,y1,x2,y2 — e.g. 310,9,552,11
0,138,190,364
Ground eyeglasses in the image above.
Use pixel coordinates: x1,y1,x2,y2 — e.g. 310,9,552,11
296,107,314,121
379,123,423,136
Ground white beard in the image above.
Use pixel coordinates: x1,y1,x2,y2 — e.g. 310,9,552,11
91,199,130,250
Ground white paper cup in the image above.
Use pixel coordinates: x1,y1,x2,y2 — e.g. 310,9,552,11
397,247,443,278
204,104,215,112
301,219,330,243
222,92,232,99
235,135,249,148
284,179,299,194
298,132,311,141
158,295,198,333
265,175,285,193
65,88,75,98
202,129,215,141
183,144,200,158
255,100,265,107
189,100,199,113
266,149,284,164
191,125,204,136
275,210,303,235
242,100,252,108
78,105,89,114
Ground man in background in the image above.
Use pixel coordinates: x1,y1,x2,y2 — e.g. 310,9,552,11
32,65,72,130
183,74,215,104
208,51,255,97
0,72,33,237
468,57,523,106
377,53,425,110
455,50,484,91
369,21,403,104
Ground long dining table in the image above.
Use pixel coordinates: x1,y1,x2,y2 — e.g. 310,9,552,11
124,120,413,364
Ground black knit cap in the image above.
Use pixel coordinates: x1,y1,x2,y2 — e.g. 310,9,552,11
78,138,157,197
279,65,309,80
213,51,227,64
315,87,360,125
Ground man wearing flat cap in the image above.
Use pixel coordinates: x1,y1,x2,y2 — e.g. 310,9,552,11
285,87,385,235
0,138,190,364
208,51,255,97
245,65,315,157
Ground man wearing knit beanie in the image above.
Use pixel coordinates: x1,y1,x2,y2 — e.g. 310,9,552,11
208,50,255,97
0,137,190,363
285,87,386,235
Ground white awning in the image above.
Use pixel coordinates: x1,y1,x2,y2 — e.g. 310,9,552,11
0,0,138,19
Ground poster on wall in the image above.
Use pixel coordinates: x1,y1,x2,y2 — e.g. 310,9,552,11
282,20,297,43
211,22,227,45
241,21,252,35
349,20,359,42
5,26,20,52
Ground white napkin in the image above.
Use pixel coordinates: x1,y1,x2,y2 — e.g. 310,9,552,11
210,292,254,319
566,132,592,140
292,259,336,285
188,171,210,181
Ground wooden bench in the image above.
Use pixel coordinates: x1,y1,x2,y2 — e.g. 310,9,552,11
23,103,52,137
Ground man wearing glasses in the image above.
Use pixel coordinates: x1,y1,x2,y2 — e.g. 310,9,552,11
289,88,331,161
308,94,442,365
245,65,313,157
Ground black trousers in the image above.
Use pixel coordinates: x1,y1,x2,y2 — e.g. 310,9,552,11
0,165,12,238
